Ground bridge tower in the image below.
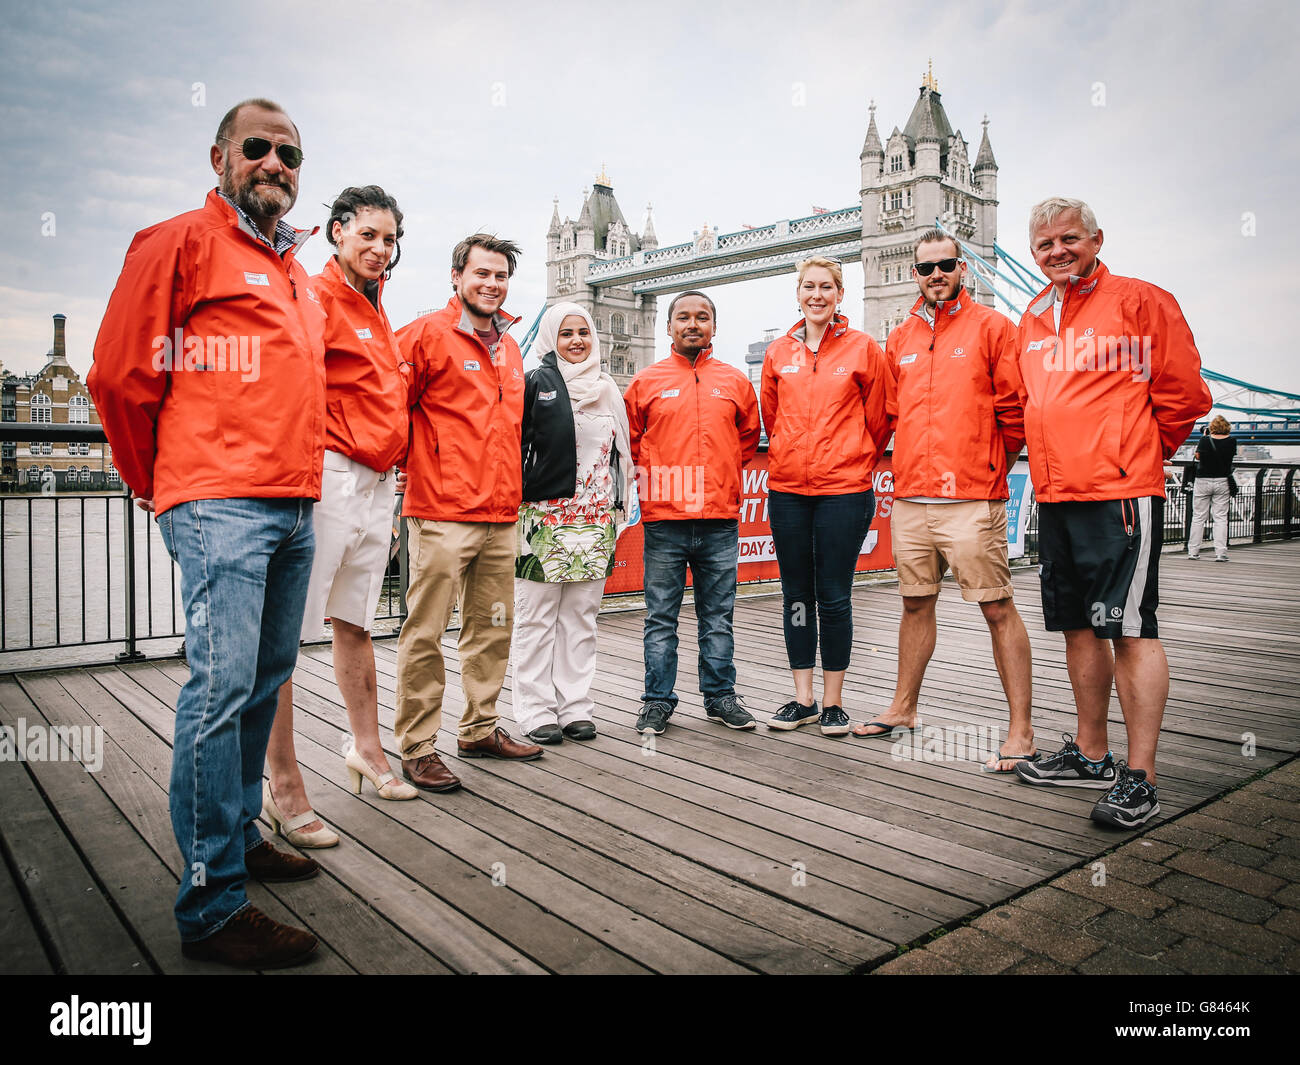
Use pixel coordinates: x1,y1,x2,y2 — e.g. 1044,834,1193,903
859,65,999,340
545,168,658,388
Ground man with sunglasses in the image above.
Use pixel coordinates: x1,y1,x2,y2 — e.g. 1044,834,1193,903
1009,197,1210,829
88,98,325,968
855,231,1034,776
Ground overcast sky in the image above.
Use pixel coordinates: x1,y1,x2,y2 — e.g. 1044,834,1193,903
2,0,1296,400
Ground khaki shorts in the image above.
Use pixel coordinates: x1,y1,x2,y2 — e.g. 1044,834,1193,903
891,499,1013,603
300,450,398,641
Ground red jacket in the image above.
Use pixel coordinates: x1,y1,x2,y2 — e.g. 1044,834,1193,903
624,348,760,521
1014,261,1211,502
396,297,524,522
761,316,893,495
885,291,1024,500
313,256,409,472
87,189,326,515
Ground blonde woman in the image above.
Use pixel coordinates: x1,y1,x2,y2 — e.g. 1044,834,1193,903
759,257,893,736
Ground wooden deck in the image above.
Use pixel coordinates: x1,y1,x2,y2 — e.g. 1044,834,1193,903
3,541,1298,974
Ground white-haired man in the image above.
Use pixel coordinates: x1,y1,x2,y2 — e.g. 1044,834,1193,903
1011,197,1211,828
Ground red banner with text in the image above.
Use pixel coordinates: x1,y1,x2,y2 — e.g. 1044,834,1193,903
604,452,896,595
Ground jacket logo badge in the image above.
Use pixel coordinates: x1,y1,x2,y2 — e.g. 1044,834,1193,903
1083,327,1095,337
1110,605,1123,619
952,347,966,357
711,387,722,397
780,365,800,374
833,366,848,375
539,390,556,401
305,287,320,304
660,388,680,398
464,360,481,371
1025,340,1047,352
356,328,372,340
900,353,918,365
512,367,522,379
244,272,270,286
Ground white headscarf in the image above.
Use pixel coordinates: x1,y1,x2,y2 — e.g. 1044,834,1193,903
536,302,606,410
533,301,636,534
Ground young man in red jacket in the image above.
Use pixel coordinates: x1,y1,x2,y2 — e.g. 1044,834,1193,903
87,98,324,968
855,230,1035,774
1011,198,1211,828
624,292,761,735
394,235,542,792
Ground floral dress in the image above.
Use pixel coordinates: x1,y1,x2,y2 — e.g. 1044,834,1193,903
516,407,618,582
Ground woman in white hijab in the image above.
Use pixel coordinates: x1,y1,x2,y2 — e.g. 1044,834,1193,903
512,302,636,743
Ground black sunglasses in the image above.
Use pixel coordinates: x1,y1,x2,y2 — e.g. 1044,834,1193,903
220,136,303,170
913,258,961,276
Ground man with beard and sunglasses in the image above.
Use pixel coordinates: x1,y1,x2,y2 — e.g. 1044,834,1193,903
89,98,325,969
853,230,1034,777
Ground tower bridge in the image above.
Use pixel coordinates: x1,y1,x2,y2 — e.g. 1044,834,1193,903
545,66,1000,386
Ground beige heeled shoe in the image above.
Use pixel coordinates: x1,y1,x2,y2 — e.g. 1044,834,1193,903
261,781,340,849
345,747,418,801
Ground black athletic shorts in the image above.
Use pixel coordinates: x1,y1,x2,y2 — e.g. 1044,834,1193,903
1037,497,1163,639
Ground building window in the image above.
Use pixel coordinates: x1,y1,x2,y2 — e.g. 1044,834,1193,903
889,154,903,173
611,313,626,335
69,395,90,424
881,267,889,284
31,393,52,423
889,191,903,211
107,465,120,483
80,466,92,484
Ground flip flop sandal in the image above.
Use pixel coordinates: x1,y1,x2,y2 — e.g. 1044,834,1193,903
982,751,1041,774
852,720,914,739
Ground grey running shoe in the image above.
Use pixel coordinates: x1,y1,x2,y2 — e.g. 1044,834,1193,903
635,700,673,735
705,694,757,730
1091,762,1161,828
1013,733,1117,788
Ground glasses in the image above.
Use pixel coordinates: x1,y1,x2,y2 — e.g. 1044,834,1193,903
220,136,303,169
913,258,961,276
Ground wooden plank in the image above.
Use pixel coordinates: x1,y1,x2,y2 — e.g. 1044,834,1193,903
0,676,149,974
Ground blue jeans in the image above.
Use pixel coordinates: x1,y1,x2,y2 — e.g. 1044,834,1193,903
768,489,873,671
641,519,738,708
157,498,315,942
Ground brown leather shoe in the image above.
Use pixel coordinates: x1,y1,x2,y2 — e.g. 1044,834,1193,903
401,752,462,792
244,840,319,883
457,726,544,761
181,904,318,969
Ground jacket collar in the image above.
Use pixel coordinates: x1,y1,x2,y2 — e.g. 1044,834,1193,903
669,344,713,367
207,188,315,257
787,312,849,347
321,253,386,305
909,287,971,324
446,294,520,337
1027,260,1111,320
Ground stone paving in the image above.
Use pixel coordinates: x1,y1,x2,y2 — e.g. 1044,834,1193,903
871,756,1300,975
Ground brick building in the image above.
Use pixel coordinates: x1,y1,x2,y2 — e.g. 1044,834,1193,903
1,314,117,491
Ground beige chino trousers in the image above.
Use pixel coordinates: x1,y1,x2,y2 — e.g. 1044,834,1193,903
395,519,515,756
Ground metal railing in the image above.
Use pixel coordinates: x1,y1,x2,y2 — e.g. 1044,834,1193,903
2,422,1297,670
